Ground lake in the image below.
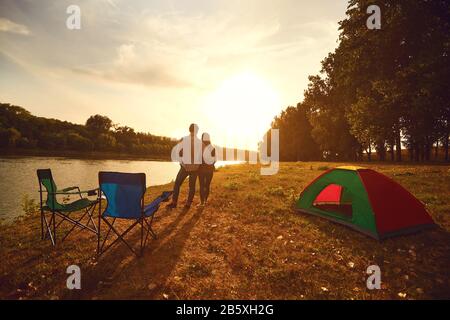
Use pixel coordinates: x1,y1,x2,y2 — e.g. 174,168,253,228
0,156,237,222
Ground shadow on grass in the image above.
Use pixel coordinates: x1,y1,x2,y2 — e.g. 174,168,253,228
66,205,205,299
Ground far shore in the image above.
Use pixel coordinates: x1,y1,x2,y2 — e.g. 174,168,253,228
0,148,171,162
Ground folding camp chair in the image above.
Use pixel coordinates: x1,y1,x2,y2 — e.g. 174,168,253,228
37,169,99,246
97,172,172,257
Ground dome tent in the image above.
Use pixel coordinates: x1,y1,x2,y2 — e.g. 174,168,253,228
295,166,435,240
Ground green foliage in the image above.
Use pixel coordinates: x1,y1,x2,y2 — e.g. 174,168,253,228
96,133,116,151
270,104,320,161
0,103,176,157
67,132,93,150
248,172,261,183
271,0,450,162
21,194,38,215
265,186,285,197
85,114,112,133
224,181,240,191
0,127,21,147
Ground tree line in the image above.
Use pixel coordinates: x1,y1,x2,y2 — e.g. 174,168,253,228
0,103,176,158
270,0,449,162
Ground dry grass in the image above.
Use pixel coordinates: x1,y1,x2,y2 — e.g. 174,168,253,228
0,162,449,300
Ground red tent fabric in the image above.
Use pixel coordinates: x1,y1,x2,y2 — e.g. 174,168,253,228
313,184,342,204
296,166,435,239
358,169,435,236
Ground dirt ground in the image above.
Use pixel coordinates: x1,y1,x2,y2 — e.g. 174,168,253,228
0,162,449,300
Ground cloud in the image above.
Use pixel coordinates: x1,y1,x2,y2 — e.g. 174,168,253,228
72,43,192,88
73,65,191,88
0,18,30,35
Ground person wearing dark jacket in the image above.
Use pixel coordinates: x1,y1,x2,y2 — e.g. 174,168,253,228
198,133,215,206
168,123,202,209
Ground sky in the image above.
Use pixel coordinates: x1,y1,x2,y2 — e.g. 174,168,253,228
0,0,348,150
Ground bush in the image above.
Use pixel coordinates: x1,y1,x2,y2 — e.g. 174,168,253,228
67,132,93,150
96,133,116,151
0,127,21,147
224,181,240,191
38,133,66,149
16,137,32,148
266,186,286,197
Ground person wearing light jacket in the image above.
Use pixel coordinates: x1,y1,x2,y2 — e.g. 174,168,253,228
168,123,202,209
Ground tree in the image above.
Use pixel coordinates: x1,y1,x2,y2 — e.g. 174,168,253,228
0,103,177,157
0,127,21,147
67,132,93,151
270,103,320,161
96,133,117,151
269,0,449,163
85,115,113,133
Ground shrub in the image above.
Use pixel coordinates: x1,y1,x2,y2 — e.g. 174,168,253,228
266,186,285,197
224,181,240,191
67,132,93,150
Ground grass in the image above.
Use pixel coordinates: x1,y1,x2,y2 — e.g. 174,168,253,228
0,162,449,300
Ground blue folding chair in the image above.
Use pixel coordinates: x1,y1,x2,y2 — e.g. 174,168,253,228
97,172,172,257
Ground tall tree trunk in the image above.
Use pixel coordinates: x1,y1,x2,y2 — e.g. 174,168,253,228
395,130,402,162
390,141,395,161
367,144,372,162
414,143,420,162
377,141,386,161
445,131,449,162
434,140,439,160
425,137,431,161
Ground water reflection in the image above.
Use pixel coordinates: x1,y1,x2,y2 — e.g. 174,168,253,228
0,157,238,221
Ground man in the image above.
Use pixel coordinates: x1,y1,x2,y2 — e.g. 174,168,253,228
168,123,202,209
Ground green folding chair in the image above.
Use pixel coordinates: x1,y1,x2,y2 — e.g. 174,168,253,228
37,169,99,246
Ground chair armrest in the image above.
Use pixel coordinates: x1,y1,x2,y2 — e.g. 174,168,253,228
144,191,173,216
62,186,79,192
44,188,98,196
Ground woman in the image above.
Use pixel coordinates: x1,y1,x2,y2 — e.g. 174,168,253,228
198,133,216,206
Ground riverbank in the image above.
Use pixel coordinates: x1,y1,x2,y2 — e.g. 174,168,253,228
0,148,171,161
0,162,449,299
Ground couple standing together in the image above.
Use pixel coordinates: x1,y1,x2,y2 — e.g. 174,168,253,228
168,123,216,209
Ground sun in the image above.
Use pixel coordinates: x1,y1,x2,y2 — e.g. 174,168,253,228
201,72,281,150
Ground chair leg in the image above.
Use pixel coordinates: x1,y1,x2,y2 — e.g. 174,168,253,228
99,218,140,257
52,211,56,245
62,205,98,242
98,217,117,256
97,210,101,256
87,204,98,233
100,218,116,251
144,215,157,239
42,212,56,246
61,210,89,242
140,218,145,256
40,209,44,240
149,227,157,240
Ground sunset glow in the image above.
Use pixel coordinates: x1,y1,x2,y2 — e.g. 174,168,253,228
201,72,281,150
0,0,347,149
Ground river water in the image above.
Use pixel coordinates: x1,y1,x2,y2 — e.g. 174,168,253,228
0,156,235,221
